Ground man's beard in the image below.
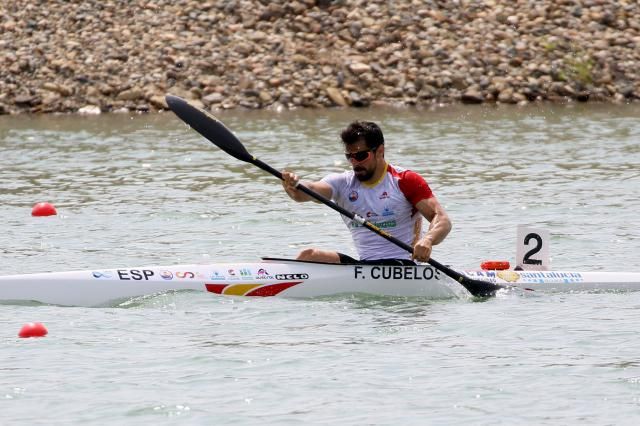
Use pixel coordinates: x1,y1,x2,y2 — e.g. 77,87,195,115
353,165,374,181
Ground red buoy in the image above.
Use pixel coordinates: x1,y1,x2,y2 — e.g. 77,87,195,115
480,260,511,271
31,202,57,217
18,322,48,338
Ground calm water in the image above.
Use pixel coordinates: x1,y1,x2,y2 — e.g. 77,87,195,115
1,103,639,424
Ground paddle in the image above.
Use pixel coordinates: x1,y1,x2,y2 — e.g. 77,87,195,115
165,95,505,297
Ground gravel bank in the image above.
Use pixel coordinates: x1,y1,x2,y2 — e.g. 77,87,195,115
1,0,639,114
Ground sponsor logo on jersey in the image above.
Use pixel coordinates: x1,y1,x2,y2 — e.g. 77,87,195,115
381,206,394,216
350,219,397,229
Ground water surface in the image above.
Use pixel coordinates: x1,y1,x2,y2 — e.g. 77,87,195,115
1,103,639,424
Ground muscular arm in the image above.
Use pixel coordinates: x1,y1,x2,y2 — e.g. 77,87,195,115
281,171,333,203
417,197,452,244
412,197,452,262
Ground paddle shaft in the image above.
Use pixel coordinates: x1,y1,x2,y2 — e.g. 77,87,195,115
250,157,484,290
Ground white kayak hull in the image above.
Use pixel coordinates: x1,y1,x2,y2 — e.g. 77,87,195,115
1,258,639,307
0,259,458,306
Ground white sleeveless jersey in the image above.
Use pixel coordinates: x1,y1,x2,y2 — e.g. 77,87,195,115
321,163,434,260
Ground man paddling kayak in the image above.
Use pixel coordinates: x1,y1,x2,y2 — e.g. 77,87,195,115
164,95,502,296
282,121,452,265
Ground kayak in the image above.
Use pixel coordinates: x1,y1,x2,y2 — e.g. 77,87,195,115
0,258,457,306
1,257,640,307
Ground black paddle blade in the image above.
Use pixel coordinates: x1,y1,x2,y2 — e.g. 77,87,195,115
460,277,504,297
166,95,253,163
427,258,504,297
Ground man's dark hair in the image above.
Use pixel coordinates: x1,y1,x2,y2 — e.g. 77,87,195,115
340,121,384,149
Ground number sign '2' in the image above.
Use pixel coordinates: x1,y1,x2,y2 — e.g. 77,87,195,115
516,225,550,271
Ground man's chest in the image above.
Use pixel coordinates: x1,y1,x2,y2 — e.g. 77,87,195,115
343,183,411,220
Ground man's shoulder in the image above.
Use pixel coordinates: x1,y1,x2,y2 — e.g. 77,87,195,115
387,164,424,180
322,170,355,185
387,164,433,202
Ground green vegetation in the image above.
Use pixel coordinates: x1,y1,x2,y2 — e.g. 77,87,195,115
562,54,595,86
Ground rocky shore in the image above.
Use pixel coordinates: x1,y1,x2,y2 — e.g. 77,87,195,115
1,0,639,115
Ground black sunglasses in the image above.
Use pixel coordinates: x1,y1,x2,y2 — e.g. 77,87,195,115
344,146,378,162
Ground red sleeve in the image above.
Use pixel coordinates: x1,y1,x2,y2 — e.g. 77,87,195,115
398,170,433,206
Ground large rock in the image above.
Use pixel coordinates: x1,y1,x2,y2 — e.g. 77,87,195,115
326,87,348,106
116,88,144,101
348,62,371,75
41,82,73,96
